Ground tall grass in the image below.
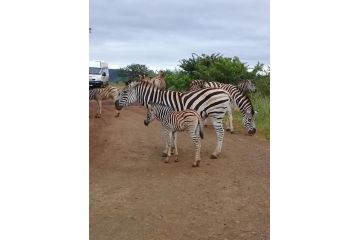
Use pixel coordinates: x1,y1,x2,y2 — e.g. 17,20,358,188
232,92,270,139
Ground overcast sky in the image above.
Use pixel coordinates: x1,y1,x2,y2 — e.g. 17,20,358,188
90,0,269,70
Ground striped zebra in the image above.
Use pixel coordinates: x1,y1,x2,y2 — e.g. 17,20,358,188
237,79,256,93
150,71,166,90
204,81,256,134
187,79,205,91
188,79,256,94
115,81,235,159
139,71,166,90
144,103,204,167
89,86,121,118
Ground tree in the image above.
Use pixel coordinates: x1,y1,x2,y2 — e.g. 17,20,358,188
118,63,156,81
179,53,252,84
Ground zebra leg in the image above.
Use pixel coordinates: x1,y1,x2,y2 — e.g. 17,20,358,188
190,129,201,167
210,118,224,159
173,132,179,162
226,107,234,134
115,110,120,117
162,129,169,157
164,131,172,163
171,132,176,154
95,100,101,118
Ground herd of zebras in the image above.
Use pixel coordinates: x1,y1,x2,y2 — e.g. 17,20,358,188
90,72,257,167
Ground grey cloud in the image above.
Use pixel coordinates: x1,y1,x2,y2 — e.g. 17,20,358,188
90,0,269,69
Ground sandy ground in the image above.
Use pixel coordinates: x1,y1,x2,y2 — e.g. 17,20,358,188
90,101,270,240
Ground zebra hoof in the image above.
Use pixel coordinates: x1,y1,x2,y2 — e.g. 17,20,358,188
162,153,168,157
115,114,120,118
192,161,200,167
174,157,179,162
226,129,230,132
210,154,218,159
164,159,169,163
230,131,234,134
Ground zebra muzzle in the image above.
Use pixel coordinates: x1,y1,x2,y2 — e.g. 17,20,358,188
115,100,123,110
144,120,149,126
248,128,256,135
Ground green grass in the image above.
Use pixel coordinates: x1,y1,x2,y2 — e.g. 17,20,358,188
232,92,270,140
109,81,127,89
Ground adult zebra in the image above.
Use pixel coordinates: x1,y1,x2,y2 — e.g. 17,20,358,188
204,81,257,134
187,79,205,91
115,81,238,159
89,86,121,118
188,79,256,94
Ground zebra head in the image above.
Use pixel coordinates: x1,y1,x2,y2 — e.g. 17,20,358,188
243,109,257,135
144,104,156,126
115,81,140,110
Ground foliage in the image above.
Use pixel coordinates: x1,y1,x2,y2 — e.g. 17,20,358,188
118,64,156,82
163,70,192,91
177,53,270,96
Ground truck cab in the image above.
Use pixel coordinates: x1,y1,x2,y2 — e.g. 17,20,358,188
89,61,109,89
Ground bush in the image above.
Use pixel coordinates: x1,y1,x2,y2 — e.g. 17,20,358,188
163,70,192,91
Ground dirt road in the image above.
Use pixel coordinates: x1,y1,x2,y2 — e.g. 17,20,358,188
90,101,269,240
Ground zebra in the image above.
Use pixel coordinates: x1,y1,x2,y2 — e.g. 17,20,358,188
187,79,206,91
115,81,236,159
139,71,166,90
237,79,256,93
188,79,256,94
204,81,256,134
150,71,166,90
89,86,121,118
144,103,204,167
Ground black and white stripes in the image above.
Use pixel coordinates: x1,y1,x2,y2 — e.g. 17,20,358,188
237,79,256,93
144,104,203,167
204,81,256,135
89,86,121,118
115,81,233,158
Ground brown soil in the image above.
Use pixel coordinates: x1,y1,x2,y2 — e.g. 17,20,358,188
90,101,269,240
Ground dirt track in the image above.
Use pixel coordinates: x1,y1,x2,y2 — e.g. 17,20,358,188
90,101,270,240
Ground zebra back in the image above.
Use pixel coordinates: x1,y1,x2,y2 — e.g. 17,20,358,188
147,104,203,137
187,79,205,91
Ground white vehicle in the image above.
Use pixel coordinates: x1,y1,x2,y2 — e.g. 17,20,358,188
89,61,109,88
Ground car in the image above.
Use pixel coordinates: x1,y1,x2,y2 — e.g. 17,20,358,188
89,61,109,89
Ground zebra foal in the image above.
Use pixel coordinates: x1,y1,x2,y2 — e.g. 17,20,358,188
144,104,204,167
89,86,121,118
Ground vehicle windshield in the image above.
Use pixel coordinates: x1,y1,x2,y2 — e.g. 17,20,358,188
89,67,101,75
